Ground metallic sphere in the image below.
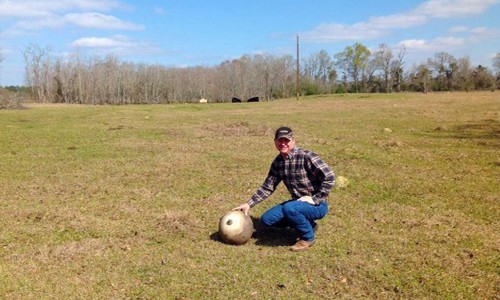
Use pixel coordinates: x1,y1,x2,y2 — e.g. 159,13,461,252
218,211,254,245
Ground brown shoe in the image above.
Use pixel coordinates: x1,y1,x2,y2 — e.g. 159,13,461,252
290,239,315,251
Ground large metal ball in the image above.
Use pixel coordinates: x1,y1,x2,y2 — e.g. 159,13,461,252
218,211,254,245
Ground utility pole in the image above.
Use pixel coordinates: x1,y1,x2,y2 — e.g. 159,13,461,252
296,34,300,101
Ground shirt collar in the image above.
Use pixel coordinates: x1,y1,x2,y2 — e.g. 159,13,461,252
283,146,298,160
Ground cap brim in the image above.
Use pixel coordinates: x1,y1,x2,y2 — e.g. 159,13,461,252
275,134,293,140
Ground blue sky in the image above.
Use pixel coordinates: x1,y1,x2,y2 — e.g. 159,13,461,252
0,0,499,86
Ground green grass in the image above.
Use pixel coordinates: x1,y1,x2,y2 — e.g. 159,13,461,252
0,92,499,299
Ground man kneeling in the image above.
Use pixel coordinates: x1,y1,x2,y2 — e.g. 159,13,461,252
233,126,335,251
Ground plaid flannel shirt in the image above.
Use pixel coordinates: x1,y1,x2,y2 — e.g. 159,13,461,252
247,146,335,207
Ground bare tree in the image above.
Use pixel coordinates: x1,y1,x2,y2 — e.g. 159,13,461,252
268,55,295,98
24,40,498,103
335,43,371,93
303,50,335,94
23,44,52,102
427,52,456,91
391,46,406,92
0,43,4,85
365,56,380,92
373,44,393,92
471,65,495,90
454,56,473,91
408,64,431,93
493,53,500,75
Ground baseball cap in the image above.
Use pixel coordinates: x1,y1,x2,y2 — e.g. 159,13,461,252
274,126,294,140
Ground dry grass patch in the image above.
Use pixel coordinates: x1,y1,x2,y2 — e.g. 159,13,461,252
200,121,273,138
0,92,498,299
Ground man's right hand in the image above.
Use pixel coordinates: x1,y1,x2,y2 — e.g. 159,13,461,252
297,195,315,205
232,203,251,216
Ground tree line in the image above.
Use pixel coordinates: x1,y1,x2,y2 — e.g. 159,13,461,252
20,43,500,104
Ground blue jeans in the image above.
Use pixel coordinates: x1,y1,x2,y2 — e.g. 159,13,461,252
261,200,328,241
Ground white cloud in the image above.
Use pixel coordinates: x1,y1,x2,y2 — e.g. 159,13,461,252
433,36,466,47
468,27,500,41
10,12,143,31
367,14,428,29
302,0,499,43
14,14,65,30
0,47,13,56
0,1,49,18
0,0,140,32
0,0,123,17
399,39,428,50
64,13,144,30
302,23,387,42
303,13,428,42
72,36,132,48
71,35,159,55
399,36,465,51
415,0,499,18
60,0,126,11
154,7,167,15
447,26,500,40
449,26,469,33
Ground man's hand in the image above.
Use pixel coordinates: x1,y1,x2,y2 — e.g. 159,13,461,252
297,196,315,205
232,203,251,216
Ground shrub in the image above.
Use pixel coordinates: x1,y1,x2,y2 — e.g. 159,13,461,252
0,88,25,109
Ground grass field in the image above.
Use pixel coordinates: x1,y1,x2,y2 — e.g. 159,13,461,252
0,92,498,299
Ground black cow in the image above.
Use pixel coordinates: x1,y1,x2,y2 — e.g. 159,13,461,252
247,97,259,102
232,97,242,103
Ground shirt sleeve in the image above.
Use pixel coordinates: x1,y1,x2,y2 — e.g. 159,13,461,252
308,153,335,204
247,160,281,207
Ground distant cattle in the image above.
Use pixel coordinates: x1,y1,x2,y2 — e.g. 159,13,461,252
247,97,259,102
199,98,208,103
232,97,242,103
